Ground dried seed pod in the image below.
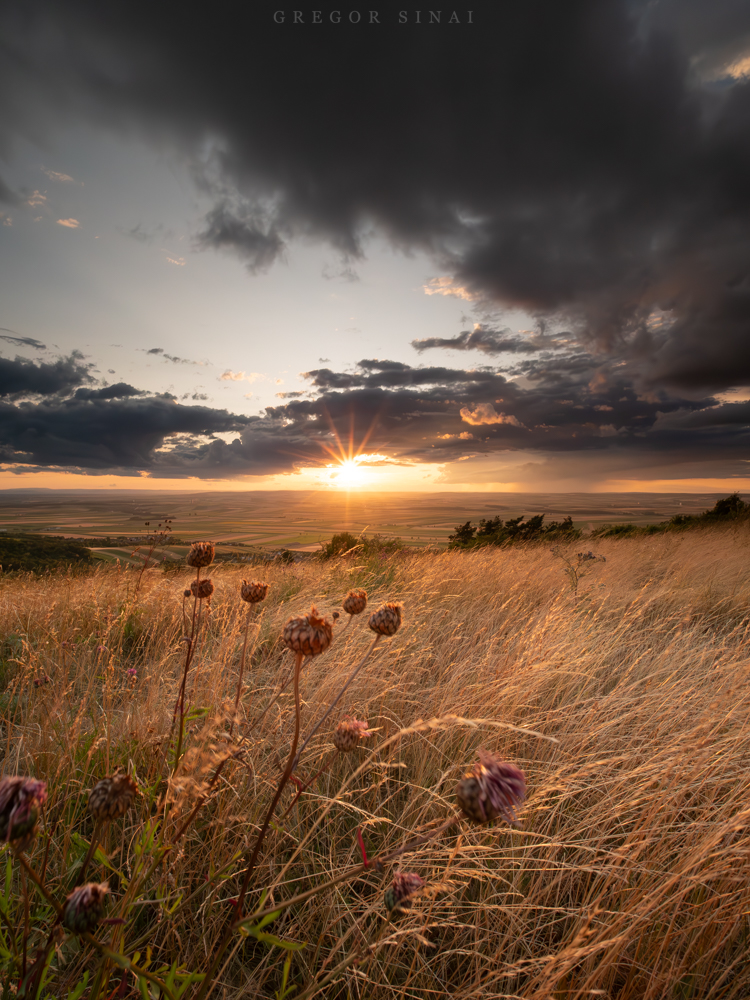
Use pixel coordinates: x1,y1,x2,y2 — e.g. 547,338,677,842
0,776,47,850
368,602,403,636
333,717,373,753
88,774,138,823
240,580,269,604
183,589,192,598
186,541,215,568
342,588,367,616
384,872,424,916
283,605,333,657
62,883,109,934
456,750,526,826
190,578,214,600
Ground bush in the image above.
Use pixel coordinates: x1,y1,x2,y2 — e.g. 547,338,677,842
0,534,93,573
321,531,403,559
449,513,581,549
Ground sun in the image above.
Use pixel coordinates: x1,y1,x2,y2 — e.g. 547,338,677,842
334,458,367,488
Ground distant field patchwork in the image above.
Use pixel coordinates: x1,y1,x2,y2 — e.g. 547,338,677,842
0,489,734,553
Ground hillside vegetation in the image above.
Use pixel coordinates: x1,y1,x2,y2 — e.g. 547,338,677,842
1,524,750,998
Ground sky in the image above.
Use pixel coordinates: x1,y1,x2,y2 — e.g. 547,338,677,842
1,0,750,493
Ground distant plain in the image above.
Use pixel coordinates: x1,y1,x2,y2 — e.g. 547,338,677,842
0,489,730,552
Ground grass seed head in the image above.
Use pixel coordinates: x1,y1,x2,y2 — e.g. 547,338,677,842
333,717,373,752
186,541,215,568
385,871,424,916
88,774,138,822
283,605,334,656
62,882,109,934
456,750,526,826
368,601,403,636
190,578,214,600
240,580,269,604
343,588,367,616
0,776,47,849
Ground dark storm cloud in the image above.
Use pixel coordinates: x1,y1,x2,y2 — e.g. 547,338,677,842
0,352,747,479
0,354,91,397
411,327,541,356
194,201,284,273
74,382,143,400
4,0,750,393
0,396,251,474
0,330,46,350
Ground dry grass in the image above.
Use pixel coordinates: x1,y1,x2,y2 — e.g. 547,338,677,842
2,523,750,999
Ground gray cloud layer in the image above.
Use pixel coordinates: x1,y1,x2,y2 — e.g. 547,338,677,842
1,350,748,481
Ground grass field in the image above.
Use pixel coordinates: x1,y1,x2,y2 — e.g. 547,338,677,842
2,522,750,998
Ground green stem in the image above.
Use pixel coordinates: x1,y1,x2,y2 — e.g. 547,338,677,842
192,650,304,1000
293,634,381,769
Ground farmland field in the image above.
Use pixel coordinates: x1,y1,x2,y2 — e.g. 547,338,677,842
0,488,730,551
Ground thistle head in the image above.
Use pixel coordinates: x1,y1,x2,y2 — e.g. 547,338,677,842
384,871,424,917
186,541,215,569
190,578,214,600
342,588,367,616
88,774,138,823
282,605,334,657
456,750,526,826
62,882,109,934
240,580,269,604
0,776,47,850
332,717,374,753
368,602,403,636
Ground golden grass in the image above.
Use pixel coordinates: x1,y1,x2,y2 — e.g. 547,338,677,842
3,524,750,999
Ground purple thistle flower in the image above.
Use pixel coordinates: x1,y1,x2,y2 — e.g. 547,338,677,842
0,776,47,849
456,750,526,826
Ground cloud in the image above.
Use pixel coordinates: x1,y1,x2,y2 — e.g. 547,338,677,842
460,403,526,428
1,347,748,481
0,354,92,397
41,168,77,183
195,200,284,273
422,277,476,301
3,0,749,395
24,190,46,208
220,370,263,383
73,382,143,400
56,218,80,228
412,326,541,355
0,330,46,350
145,347,203,365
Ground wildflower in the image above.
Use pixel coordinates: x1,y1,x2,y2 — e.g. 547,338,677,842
126,668,137,681
240,580,269,604
384,872,424,916
333,717,373,752
186,541,215,568
33,675,51,687
88,774,138,822
0,776,47,850
456,750,526,826
343,588,367,616
190,578,214,600
62,883,109,934
368,602,403,636
283,605,333,657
